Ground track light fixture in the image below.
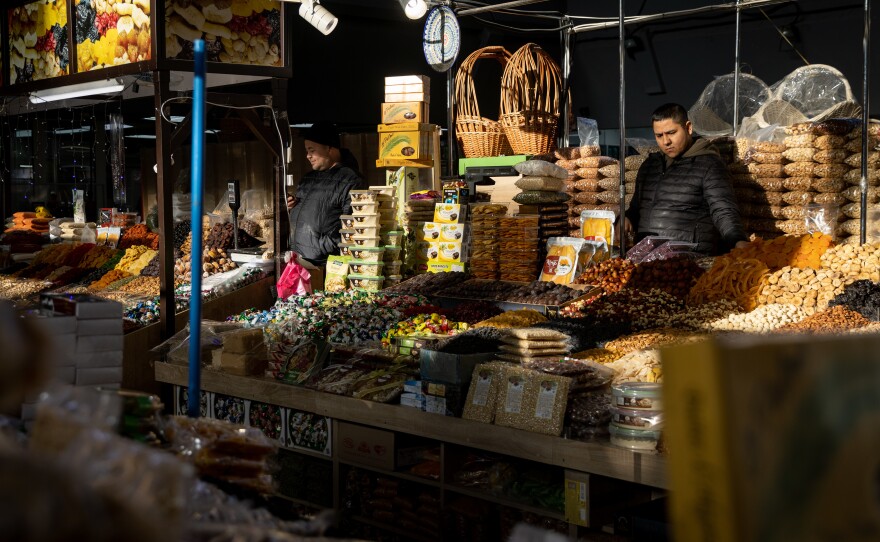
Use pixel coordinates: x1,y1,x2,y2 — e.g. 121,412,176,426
399,0,428,20
280,0,338,35
29,79,124,103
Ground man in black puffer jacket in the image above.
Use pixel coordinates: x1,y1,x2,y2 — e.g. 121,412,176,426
625,103,749,255
288,123,364,266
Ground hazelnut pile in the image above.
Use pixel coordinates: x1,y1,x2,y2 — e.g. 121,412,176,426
573,258,634,293
775,305,871,334
625,256,705,299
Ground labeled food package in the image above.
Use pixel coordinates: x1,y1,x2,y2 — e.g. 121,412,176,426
515,176,566,192
434,203,465,224
462,362,505,423
349,260,384,276
539,237,587,284
348,274,385,291
435,242,464,262
580,210,615,244
493,365,571,436
421,222,466,242
625,236,671,264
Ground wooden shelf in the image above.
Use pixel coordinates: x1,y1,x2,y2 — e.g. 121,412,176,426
339,460,442,489
444,483,566,521
271,493,325,510
155,363,667,489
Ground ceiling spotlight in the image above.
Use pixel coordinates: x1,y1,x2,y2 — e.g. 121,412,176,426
280,0,338,35
399,0,428,20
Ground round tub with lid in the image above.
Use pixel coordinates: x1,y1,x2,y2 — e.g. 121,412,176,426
609,423,660,451
340,229,357,243
339,242,355,257
612,382,663,410
353,225,379,238
610,406,663,430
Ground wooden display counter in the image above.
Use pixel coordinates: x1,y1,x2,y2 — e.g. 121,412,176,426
124,277,275,393
154,362,667,490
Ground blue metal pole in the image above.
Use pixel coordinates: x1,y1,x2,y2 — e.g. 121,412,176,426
188,40,206,418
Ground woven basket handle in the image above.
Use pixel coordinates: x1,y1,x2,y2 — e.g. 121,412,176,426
454,46,512,120
501,43,562,116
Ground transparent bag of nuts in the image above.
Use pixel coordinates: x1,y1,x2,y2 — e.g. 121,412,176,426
814,163,850,178
783,134,816,148
749,163,787,178
844,152,880,168
813,149,848,164
813,135,847,150
784,162,816,177
783,177,812,191
782,147,816,162
782,191,816,205
811,178,845,193
804,203,839,237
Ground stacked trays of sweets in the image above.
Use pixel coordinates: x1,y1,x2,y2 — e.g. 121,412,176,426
373,185,404,285
345,190,385,291
498,215,540,282
469,203,508,280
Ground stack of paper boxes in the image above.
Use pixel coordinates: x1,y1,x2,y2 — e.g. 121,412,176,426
20,294,123,427
412,202,468,275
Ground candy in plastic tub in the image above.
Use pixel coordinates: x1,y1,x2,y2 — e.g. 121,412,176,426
610,406,664,430
351,236,382,247
348,274,384,291
383,246,402,262
609,423,660,451
612,382,662,410
383,231,404,247
349,246,384,261
352,225,379,238
339,243,354,257
349,190,378,203
351,202,379,215
340,229,357,243
349,260,384,275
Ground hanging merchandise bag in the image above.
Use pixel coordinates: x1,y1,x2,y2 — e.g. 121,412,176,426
277,253,312,299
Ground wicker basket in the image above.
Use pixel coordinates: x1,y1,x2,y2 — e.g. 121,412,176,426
500,43,562,156
454,46,513,158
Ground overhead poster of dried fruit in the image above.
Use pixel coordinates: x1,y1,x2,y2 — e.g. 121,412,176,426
165,0,282,67
9,0,69,84
75,0,153,72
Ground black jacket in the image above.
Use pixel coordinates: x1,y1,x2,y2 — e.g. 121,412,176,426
626,138,747,255
289,165,362,265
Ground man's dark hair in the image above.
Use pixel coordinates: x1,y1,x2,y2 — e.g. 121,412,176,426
651,103,689,126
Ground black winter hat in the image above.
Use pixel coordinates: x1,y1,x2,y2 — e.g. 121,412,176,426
303,122,341,149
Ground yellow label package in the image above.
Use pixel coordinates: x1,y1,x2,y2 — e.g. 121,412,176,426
540,237,585,284
412,241,438,262
434,203,465,224
324,255,350,292
580,210,615,244
439,223,466,242
420,222,443,241
436,242,463,262
428,262,466,273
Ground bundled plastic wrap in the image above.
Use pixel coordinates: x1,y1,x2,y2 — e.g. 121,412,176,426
689,72,771,136
748,65,861,128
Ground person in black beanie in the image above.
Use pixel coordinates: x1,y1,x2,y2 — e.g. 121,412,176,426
287,122,364,266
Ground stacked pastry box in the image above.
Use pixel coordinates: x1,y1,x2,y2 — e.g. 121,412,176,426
412,202,468,275
469,203,508,280
498,215,541,282
381,75,429,125
608,382,664,451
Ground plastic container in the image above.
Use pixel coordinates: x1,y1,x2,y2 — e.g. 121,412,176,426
349,260,384,275
609,423,660,451
351,236,382,247
384,261,402,275
340,229,357,243
378,199,398,211
384,274,403,287
349,246,384,262
379,220,397,233
348,274,384,291
340,215,357,229
369,185,397,198
342,214,379,228
349,190,378,203
383,231,404,247
383,246,402,262
610,406,663,430
351,202,379,215
612,382,663,410
352,225,378,237
339,243,355,257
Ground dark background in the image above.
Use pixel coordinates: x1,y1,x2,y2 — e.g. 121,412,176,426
286,0,877,133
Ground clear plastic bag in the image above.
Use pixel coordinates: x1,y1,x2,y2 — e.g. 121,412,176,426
514,160,569,179
577,117,599,147
689,72,771,136
626,138,660,156
643,241,699,262
804,203,839,237
625,236,671,264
